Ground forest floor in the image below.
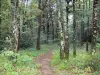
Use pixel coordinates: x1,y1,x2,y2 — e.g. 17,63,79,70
51,47,100,75
0,44,100,75
37,50,54,75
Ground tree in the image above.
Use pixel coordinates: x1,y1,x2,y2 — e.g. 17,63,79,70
73,0,76,57
58,0,69,60
11,0,20,52
36,0,41,50
91,0,99,52
86,0,91,52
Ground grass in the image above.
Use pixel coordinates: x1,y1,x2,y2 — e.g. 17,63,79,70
0,44,53,75
0,43,100,75
51,47,100,75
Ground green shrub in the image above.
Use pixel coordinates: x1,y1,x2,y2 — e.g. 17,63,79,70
84,54,100,71
0,48,45,75
51,50,100,74
96,43,100,49
20,32,34,48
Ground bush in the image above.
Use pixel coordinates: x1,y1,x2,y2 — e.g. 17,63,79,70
96,43,100,49
51,50,100,75
0,49,43,75
20,32,34,48
84,54,100,71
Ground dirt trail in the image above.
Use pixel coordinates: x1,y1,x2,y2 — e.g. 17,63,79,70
37,50,54,75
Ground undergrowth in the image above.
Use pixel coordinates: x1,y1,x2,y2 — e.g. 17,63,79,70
51,49,100,75
0,44,52,75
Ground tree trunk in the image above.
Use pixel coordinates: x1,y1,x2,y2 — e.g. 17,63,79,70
86,17,89,52
73,0,76,57
58,0,69,60
86,0,90,52
36,19,41,50
36,0,41,50
91,0,98,52
57,0,64,59
11,0,20,52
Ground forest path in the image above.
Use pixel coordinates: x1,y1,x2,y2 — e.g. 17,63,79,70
37,50,54,75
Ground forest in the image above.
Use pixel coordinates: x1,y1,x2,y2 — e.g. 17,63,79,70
0,0,100,75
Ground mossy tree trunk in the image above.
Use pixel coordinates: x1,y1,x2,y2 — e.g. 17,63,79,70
11,0,20,52
57,0,69,60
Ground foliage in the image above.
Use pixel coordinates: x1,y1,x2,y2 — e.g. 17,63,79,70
20,32,34,48
0,0,100,74
0,0,41,50
51,49,100,75
83,53,100,71
0,0,12,50
0,44,51,75
96,43,100,49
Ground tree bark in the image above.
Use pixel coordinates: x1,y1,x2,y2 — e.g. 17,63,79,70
36,17,41,50
91,0,98,52
73,0,76,57
58,0,69,60
86,17,89,52
11,0,20,52
36,0,41,50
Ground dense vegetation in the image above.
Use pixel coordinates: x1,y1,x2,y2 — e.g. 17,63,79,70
0,0,100,75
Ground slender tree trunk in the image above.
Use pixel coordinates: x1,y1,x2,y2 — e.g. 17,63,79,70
91,0,98,52
57,0,65,59
46,21,49,43
36,0,41,50
65,0,70,60
49,1,54,41
86,0,90,52
73,0,76,57
58,0,69,60
86,17,89,52
11,0,20,52
36,15,41,50
51,18,54,41
80,0,85,48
